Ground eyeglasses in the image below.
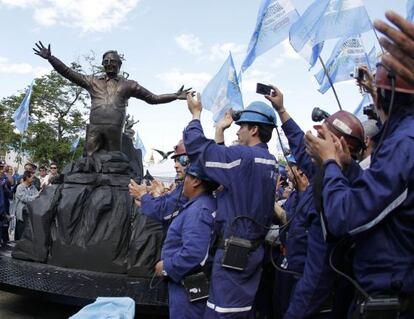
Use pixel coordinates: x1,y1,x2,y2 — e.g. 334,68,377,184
102,59,119,66
50,167,57,169
175,155,189,167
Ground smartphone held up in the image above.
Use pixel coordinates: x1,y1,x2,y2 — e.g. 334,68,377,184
256,83,273,95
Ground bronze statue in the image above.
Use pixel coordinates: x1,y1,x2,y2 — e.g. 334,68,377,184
33,41,191,156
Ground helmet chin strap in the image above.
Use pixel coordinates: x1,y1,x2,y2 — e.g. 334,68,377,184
373,64,396,158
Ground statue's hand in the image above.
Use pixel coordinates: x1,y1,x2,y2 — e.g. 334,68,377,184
33,41,51,59
176,85,193,100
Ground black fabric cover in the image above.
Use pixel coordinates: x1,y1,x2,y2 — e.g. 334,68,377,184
12,149,163,277
127,207,164,278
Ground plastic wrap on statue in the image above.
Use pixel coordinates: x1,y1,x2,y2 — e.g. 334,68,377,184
127,207,164,277
12,147,163,277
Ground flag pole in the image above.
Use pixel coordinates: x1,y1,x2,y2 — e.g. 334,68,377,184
71,148,77,162
368,20,385,54
16,131,25,172
371,26,385,54
318,56,342,110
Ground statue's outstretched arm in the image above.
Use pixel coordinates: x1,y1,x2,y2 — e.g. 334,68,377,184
33,41,90,89
130,82,192,105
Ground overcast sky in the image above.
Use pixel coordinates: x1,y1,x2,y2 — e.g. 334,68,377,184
0,0,406,161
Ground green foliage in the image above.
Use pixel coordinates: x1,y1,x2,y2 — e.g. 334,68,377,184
277,155,287,167
1,61,89,167
0,95,21,154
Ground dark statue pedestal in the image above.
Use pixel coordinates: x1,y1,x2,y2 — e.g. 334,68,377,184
12,149,164,277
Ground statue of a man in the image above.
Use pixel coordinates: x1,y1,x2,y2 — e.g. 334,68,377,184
33,42,190,156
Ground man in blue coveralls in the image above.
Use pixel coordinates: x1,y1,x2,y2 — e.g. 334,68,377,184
129,140,189,225
184,92,277,318
153,164,218,319
274,156,338,319
265,87,366,318
305,60,414,317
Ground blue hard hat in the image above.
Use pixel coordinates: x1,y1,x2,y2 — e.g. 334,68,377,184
186,164,217,185
233,101,277,127
278,164,287,178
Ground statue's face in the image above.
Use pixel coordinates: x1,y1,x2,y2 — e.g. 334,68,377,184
102,52,120,76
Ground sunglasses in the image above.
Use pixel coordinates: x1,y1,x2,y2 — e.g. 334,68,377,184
175,155,189,167
50,167,57,169
102,59,119,66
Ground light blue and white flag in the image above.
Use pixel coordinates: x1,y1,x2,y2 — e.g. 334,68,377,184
202,52,244,124
315,38,376,94
353,93,373,120
12,81,34,133
289,0,372,68
70,136,80,153
407,0,414,22
134,130,147,158
240,0,299,74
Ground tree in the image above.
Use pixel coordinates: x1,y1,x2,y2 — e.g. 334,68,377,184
0,95,20,155
0,61,89,168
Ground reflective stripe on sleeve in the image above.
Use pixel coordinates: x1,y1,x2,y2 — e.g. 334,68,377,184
163,210,179,220
205,159,241,169
254,158,277,165
349,188,408,236
206,301,252,313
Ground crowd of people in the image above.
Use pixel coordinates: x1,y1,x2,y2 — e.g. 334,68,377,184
2,8,414,319
126,10,414,319
0,161,59,243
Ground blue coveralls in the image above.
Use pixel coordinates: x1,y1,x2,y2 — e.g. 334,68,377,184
160,193,216,319
140,183,188,229
321,108,414,318
0,174,11,243
280,118,339,318
183,119,277,318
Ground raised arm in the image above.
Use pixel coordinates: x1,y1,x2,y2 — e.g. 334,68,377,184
214,110,234,144
33,41,90,89
184,93,247,187
265,86,316,179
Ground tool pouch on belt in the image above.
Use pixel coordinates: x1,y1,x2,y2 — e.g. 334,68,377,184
220,236,261,271
181,272,210,302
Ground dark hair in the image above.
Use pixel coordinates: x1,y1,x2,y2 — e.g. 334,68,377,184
39,166,46,170
201,180,219,194
247,123,274,143
102,50,122,66
377,88,414,114
24,162,37,170
22,170,32,181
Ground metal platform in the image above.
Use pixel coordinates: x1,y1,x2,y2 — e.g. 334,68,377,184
0,244,168,316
